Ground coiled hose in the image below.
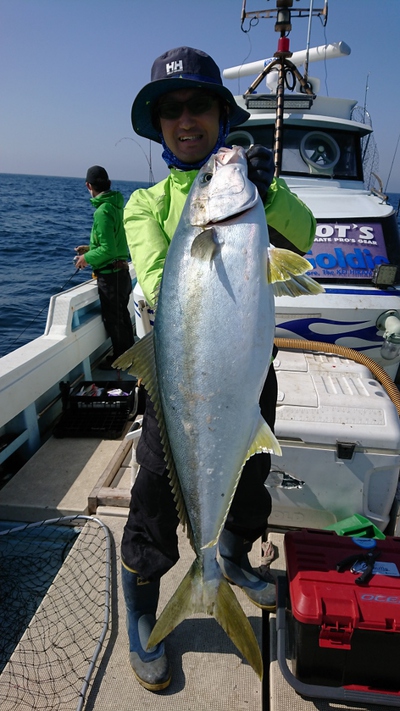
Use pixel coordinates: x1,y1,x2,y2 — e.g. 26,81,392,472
274,337,400,417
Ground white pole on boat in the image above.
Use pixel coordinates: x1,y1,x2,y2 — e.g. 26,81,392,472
303,0,315,82
223,41,351,80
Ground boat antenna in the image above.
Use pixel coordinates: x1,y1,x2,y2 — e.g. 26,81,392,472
384,131,400,193
303,0,313,83
363,72,370,116
241,1,318,176
304,0,329,84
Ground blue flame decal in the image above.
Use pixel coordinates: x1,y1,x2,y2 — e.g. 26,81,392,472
277,317,382,351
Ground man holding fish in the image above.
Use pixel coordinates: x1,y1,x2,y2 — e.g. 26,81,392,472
116,46,318,691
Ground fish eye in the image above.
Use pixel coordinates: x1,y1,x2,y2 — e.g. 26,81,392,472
200,172,213,184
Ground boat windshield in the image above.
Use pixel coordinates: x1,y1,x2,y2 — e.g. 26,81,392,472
230,125,363,181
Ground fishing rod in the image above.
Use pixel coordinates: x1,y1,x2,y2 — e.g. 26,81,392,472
1,267,82,358
115,136,155,185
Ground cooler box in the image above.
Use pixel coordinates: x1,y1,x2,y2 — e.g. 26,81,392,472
268,350,400,531
282,528,400,700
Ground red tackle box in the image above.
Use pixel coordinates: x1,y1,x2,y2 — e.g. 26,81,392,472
277,528,400,706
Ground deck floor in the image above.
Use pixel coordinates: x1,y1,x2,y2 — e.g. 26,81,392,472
0,420,397,711
85,508,263,711
0,430,263,710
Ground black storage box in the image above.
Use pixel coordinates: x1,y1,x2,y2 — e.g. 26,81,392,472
54,380,136,439
69,381,135,411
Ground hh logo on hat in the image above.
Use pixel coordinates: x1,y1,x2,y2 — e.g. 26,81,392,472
166,60,183,75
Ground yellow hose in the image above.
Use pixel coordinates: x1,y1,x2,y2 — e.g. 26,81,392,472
274,337,400,417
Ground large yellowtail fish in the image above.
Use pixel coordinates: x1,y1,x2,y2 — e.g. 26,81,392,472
115,145,323,678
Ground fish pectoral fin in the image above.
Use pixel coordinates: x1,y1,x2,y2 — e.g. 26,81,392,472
267,247,324,297
190,228,218,261
147,557,263,680
247,417,281,458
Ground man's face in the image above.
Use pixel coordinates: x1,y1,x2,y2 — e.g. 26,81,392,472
157,89,221,164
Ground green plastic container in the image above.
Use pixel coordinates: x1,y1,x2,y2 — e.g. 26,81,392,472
325,514,386,540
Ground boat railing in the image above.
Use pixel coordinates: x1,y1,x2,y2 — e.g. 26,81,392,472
44,278,101,337
0,268,136,470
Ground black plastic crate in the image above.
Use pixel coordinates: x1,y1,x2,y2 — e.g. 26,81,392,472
69,381,135,411
54,408,130,439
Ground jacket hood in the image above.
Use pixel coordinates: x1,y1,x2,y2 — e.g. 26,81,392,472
90,190,124,209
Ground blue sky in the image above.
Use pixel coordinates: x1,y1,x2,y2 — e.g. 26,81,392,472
2,0,400,190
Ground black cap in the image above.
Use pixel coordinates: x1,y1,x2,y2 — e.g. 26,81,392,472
86,165,109,184
131,46,250,143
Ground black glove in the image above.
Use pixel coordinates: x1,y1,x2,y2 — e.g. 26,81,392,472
246,144,274,203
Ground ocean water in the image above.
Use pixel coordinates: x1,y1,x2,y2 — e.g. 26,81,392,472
0,173,399,358
0,173,149,357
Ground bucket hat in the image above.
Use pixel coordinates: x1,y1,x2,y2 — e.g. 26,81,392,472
131,46,250,143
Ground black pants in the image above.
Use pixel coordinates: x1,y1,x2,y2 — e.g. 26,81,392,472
121,362,277,580
97,270,134,359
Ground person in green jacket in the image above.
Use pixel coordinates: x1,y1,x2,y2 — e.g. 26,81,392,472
75,165,134,362
120,47,316,692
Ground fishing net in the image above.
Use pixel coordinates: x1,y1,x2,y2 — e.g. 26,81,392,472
0,515,111,711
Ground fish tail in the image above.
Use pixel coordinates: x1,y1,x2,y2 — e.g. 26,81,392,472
214,574,263,679
147,557,263,679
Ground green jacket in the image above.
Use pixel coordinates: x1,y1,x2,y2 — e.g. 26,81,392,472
124,169,316,306
85,190,130,271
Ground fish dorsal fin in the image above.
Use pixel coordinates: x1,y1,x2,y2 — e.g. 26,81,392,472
112,331,154,380
267,247,325,297
191,228,218,261
113,334,195,549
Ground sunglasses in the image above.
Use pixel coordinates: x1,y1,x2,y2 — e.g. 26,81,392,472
156,93,218,120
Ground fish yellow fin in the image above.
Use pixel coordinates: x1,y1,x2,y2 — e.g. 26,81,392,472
147,557,263,680
113,334,195,549
202,417,282,551
247,417,282,458
267,247,324,297
191,228,218,261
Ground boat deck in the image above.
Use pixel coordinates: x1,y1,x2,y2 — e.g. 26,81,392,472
0,425,263,710
0,403,396,711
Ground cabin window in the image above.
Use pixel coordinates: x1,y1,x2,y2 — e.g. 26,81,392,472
228,125,363,180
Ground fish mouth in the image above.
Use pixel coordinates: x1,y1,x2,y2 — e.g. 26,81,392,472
192,208,252,228
212,209,251,224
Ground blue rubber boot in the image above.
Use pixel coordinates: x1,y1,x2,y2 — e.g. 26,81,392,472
121,564,171,691
217,529,276,611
